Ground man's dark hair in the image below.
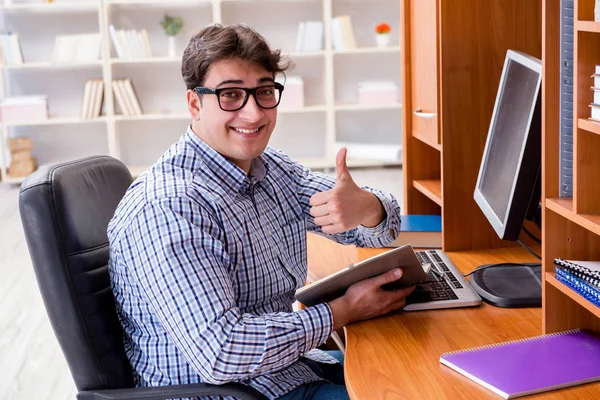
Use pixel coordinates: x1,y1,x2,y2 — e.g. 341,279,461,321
182,24,292,90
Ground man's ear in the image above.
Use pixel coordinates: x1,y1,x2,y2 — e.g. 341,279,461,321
187,89,202,121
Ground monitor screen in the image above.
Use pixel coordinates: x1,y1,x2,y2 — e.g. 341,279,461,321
474,50,542,242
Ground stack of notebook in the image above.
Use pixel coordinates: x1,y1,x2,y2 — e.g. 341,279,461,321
554,258,600,307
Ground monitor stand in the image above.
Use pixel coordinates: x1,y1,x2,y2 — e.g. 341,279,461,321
469,263,542,307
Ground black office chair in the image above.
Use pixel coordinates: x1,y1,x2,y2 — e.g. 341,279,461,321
19,156,266,400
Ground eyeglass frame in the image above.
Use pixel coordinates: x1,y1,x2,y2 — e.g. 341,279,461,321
193,82,285,112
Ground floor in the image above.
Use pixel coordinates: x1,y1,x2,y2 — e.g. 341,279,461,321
0,166,403,399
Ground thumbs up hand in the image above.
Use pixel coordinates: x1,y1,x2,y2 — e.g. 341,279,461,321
309,148,385,234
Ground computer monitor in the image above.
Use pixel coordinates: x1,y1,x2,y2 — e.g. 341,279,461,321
471,50,542,308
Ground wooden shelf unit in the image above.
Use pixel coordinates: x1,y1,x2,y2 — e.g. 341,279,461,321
545,273,600,319
412,179,441,206
577,117,600,135
542,0,600,334
401,0,542,251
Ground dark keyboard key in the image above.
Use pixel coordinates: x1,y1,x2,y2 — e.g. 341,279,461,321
417,253,434,265
414,251,464,303
439,262,450,272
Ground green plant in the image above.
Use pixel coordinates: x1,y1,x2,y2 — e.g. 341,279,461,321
161,14,184,36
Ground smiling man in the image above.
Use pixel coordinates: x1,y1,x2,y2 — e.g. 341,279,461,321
107,24,413,400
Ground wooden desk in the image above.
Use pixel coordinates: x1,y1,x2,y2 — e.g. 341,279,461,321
307,234,600,400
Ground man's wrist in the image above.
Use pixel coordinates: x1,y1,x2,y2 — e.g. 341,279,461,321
329,296,352,330
361,191,386,228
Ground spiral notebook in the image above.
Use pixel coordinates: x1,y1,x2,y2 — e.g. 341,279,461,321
554,258,600,283
554,267,600,307
440,330,600,399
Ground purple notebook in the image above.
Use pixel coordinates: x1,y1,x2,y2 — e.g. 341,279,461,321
440,330,600,399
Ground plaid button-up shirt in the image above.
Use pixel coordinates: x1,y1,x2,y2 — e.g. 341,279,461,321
107,127,401,399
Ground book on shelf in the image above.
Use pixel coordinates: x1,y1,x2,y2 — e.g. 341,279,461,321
384,214,441,249
295,21,324,52
52,34,101,63
440,329,600,399
592,86,600,105
295,22,306,52
330,15,356,50
0,32,24,66
112,80,130,116
80,80,92,119
554,267,600,306
80,79,104,119
92,80,105,119
554,258,600,280
554,258,600,306
593,66,600,88
123,79,142,116
109,25,152,59
112,78,142,116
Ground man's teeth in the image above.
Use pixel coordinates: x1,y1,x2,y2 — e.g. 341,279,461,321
234,127,260,134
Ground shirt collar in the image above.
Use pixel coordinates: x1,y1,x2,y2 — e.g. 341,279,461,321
184,126,269,196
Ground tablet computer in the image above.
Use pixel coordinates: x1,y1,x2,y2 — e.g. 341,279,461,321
295,244,430,307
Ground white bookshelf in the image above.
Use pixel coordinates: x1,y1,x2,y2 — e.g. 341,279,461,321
279,105,327,114
109,56,180,65
332,45,401,55
1,60,103,69
0,0,402,183
3,117,107,127
335,102,402,112
0,2,100,12
113,113,188,121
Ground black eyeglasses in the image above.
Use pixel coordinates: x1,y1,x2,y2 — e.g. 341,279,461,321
194,82,284,112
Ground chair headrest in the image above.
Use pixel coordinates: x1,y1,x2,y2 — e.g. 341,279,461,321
20,156,133,255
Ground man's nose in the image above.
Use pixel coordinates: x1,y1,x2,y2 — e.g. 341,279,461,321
238,94,265,120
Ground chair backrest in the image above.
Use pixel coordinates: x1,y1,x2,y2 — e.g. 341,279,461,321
19,156,134,391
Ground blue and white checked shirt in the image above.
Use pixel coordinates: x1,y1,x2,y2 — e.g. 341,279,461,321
107,127,401,399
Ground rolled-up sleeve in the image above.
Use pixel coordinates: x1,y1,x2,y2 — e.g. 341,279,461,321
353,187,402,247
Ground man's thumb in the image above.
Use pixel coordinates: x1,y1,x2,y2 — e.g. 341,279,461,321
336,147,350,181
386,268,403,283
372,268,403,288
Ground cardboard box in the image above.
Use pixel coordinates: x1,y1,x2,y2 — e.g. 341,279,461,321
9,158,37,178
8,137,34,152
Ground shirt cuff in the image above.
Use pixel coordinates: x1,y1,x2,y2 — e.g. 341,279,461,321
356,188,401,247
295,303,334,355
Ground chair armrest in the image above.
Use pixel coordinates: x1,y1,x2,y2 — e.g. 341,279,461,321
76,382,268,400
